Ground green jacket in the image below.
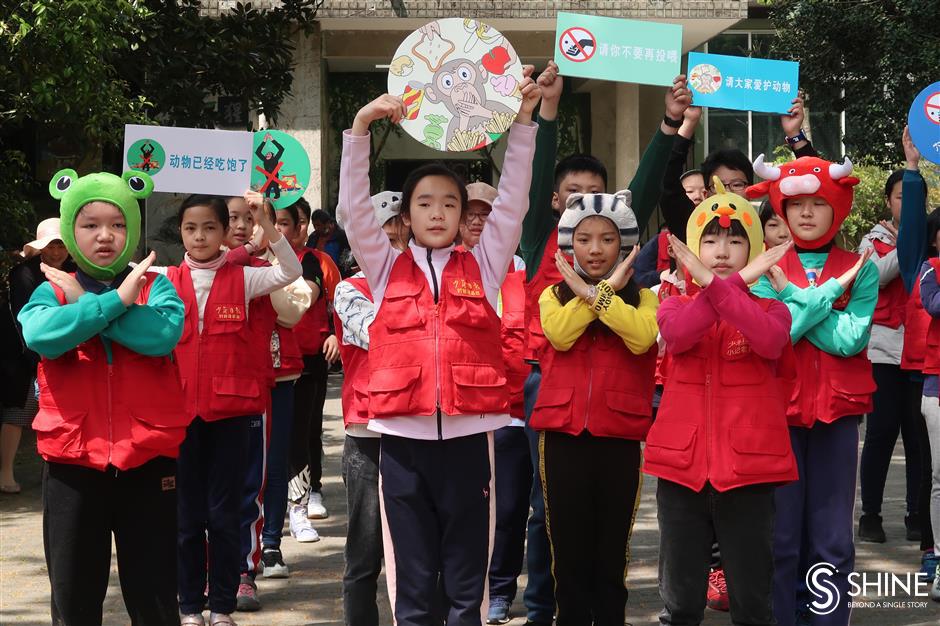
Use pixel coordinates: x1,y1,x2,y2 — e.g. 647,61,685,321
19,273,184,363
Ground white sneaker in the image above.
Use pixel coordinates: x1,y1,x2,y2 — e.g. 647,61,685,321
289,504,320,543
306,491,329,519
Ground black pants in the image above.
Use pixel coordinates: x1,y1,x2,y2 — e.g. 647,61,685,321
488,426,533,602
43,458,178,626
177,415,250,615
540,431,642,626
289,354,328,500
342,435,383,626
657,479,776,626
380,432,493,626
914,375,936,550
860,363,922,516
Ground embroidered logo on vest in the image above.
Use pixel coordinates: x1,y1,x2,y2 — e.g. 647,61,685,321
451,278,483,298
724,333,752,359
215,304,245,321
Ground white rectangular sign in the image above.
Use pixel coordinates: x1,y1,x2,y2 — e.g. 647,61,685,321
123,124,253,196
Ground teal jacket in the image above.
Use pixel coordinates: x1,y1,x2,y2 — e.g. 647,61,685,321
19,273,184,362
751,251,878,356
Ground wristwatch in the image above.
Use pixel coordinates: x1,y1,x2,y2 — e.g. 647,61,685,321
785,129,808,146
585,285,598,304
663,114,683,129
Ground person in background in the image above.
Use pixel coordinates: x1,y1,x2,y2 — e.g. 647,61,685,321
2,218,74,494
760,201,792,249
308,208,351,273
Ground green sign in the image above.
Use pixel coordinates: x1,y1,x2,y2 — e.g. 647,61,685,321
126,138,166,176
251,130,311,209
553,12,683,87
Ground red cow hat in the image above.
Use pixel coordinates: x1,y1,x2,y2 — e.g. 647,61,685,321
745,154,860,249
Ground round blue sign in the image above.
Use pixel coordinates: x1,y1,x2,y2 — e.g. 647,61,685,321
908,81,940,165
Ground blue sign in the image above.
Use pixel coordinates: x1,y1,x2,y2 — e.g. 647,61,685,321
687,52,799,114
908,81,940,166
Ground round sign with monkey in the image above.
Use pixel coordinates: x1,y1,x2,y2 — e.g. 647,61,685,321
388,18,524,152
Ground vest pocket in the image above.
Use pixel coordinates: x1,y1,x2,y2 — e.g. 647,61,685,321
32,409,87,460
210,376,261,416
829,366,876,417
530,386,574,430
382,282,425,330
644,422,697,469
129,410,191,451
719,356,768,386
451,363,507,412
605,390,653,419
369,365,422,416
730,426,794,476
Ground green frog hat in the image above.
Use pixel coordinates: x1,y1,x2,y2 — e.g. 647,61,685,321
48,168,154,280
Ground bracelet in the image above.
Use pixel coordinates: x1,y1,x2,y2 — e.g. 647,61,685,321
585,285,598,305
590,281,616,313
663,113,683,129
785,129,807,146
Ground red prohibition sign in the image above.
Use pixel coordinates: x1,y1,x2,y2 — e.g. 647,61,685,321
925,92,940,126
559,26,596,63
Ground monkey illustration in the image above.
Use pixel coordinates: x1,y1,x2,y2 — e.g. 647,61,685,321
255,133,285,200
423,58,515,145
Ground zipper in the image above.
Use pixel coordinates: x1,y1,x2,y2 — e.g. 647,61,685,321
107,363,114,466
583,331,596,431
428,248,443,439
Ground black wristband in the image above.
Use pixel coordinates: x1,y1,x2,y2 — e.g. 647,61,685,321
663,114,683,129
785,129,808,146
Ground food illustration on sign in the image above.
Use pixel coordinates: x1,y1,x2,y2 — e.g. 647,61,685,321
388,18,524,152
689,63,723,95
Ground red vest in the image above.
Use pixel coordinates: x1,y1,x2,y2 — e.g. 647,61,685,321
643,294,799,492
32,274,188,471
871,239,908,329
923,259,940,375
276,325,304,378
778,246,875,426
244,256,277,387
293,247,330,356
531,319,657,440
334,276,372,426
500,268,528,419
168,262,266,422
524,228,565,363
901,266,931,372
656,228,672,272
368,249,509,419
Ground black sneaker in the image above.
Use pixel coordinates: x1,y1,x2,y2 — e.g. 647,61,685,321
260,548,290,579
858,513,886,543
905,513,922,542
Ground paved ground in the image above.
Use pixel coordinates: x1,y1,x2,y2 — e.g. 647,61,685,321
2,373,939,625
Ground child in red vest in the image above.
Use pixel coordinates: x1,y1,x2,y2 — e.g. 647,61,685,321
646,181,797,625
160,193,301,626
223,196,314,607
333,190,409,626
19,168,186,625
747,155,878,625
338,71,540,625
283,198,340,530
530,190,657,625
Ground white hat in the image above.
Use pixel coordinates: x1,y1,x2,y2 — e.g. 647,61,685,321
557,190,638,279
335,191,403,231
22,218,64,257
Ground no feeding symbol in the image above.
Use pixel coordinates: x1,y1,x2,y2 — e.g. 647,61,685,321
559,26,595,63
926,92,940,125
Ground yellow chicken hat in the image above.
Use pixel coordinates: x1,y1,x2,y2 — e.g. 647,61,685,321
686,177,764,266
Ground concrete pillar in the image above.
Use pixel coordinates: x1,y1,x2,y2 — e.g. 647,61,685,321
277,22,325,210
614,82,641,191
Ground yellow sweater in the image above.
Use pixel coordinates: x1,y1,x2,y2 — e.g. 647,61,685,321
539,283,659,355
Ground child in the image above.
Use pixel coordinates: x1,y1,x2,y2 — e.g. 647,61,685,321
747,154,879,625
531,190,658,625
760,201,792,248
334,191,408,626
162,193,302,626
858,163,925,544
285,198,341,527
223,196,313,608
459,181,531,624
519,63,691,625
338,71,539,625
646,180,797,625
19,168,186,625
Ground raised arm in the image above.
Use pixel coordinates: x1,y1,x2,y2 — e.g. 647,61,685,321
898,126,926,293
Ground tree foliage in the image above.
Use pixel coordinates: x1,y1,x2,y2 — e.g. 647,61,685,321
770,0,940,166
